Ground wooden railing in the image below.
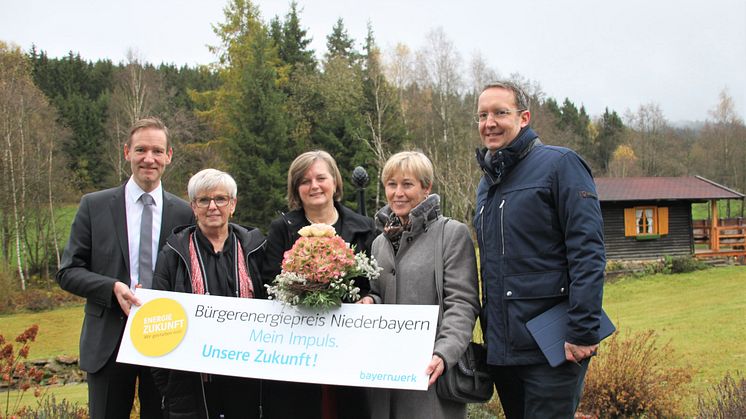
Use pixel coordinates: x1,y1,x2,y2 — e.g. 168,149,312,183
693,218,746,252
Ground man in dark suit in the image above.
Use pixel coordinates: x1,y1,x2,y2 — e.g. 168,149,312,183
57,117,194,419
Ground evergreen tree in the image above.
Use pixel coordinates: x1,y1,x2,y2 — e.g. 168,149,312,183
559,98,580,132
279,1,315,70
29,50,113,191
596,108,625,174
269,16,283,51
544,97,562,120
196,0,294,227
325,18,357,62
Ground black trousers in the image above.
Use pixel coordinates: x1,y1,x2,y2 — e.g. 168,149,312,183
203,375,261,419
489,359,590,419
86,350,161,419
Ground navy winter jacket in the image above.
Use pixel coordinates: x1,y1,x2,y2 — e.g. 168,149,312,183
474,127,606,366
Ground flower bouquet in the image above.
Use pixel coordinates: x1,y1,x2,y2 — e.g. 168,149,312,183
266,223,381,309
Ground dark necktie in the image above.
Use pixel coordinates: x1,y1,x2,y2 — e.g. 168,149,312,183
139,193,155,288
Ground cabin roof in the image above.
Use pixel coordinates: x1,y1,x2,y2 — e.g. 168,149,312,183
594,176,744,202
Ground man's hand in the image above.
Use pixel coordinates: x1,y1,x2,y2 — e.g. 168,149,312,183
425,354,445,386
113,282,142,316
564,342,598,364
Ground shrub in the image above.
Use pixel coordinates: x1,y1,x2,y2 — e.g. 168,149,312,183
697,371,746,418
579,329,693,418
15,290,58,312
0,286,83,314
0,325,86,419
604,260,626,273
13,394,88,419
2,325,49,417
0,268,15,314
640,259,666,276
664,255,707,274
467,396,504,418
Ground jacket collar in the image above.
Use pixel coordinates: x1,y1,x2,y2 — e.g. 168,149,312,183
375,194,441,234
281,201,372,236
476,126,541,186
167,223,264,259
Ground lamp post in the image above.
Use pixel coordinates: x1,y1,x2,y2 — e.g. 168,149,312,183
351,166,369,216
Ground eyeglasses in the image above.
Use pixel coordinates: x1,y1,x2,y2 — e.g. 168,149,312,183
474,109,525,123
194,196,232,208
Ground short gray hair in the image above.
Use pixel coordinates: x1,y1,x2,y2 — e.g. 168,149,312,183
480,81,530,111
187,169,238,201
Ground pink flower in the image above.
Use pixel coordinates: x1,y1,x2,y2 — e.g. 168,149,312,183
281,235,355,284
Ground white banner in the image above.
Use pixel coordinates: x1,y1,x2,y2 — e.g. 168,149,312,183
117,289,438,390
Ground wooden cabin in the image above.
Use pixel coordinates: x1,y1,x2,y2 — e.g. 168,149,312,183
594,176,745,260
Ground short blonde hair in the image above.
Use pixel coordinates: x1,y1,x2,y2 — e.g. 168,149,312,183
287,150,344,210
381,151,434,189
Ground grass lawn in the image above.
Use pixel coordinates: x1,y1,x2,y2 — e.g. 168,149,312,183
3,203,78,272
692,200,744,220
0,304,83,359
603,265,746,410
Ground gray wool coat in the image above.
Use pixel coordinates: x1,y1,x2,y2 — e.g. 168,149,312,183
368,194,481,419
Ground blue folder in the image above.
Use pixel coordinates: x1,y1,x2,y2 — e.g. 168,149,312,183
526,301,616,367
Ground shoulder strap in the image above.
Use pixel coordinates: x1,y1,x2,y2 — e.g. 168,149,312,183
433,217,449,324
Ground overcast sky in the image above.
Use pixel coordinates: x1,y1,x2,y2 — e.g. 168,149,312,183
2,0,744,123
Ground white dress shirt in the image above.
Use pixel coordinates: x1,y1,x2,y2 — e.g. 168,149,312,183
125,177,164,289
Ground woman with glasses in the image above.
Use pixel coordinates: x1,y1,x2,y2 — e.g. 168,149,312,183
151,168,265,419
262,150,377,419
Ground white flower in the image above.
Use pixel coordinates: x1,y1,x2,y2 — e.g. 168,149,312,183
298,223,336,238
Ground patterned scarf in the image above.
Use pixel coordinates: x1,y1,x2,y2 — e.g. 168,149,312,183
188,231,254,298
383,213,412,254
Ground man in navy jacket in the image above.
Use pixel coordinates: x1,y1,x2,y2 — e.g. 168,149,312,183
473,81,605,418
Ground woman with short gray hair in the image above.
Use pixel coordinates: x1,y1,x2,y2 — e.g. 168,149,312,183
152,168,265,419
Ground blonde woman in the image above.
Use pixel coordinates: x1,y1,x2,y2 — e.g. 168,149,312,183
361,151,480,419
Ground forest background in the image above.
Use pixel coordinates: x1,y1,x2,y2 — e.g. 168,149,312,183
1,0,745,288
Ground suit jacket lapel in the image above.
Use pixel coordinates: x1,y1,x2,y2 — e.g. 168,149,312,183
110,185,130,275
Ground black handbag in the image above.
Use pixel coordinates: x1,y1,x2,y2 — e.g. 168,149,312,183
431,218,493,403
436,341,493,403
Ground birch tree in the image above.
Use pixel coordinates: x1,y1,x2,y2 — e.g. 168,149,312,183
0,42,66,286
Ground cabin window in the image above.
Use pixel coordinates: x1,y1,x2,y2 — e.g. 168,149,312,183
624,206,669,238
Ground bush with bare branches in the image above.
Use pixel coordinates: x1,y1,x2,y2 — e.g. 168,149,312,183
579,329,692,418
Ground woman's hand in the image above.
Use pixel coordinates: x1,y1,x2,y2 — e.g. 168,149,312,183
357,296,375,304
425,354,445,386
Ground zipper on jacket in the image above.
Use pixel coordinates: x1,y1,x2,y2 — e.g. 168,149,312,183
499,199,505,255
245,239,266,297
167,242,194,291
200,375,209,417
478,205,485,248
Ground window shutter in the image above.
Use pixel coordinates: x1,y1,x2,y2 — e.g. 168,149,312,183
658,207,669,235
624,208,636,236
